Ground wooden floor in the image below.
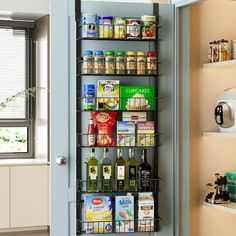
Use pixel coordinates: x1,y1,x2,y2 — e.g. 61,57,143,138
0,231,49,236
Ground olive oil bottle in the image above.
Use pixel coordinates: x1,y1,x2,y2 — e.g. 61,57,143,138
115,148,126,191
86,148,98,192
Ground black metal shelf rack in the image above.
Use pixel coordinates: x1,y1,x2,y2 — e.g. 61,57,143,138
75,1,161,234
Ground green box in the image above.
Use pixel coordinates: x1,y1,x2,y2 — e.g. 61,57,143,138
226,172,236,185
228,184,236,202
120,86,155,111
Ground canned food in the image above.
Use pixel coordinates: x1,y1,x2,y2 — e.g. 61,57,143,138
114,17,126,39
99,16,113,38
83,84,95,110
83,50,94,74
116,51,126,74
82,13,98,38
105,51,115,74
94,51,105,74
141,15,156,39
147,51,157,75
126,19,141,39
126,51,136,74
137,51,146,75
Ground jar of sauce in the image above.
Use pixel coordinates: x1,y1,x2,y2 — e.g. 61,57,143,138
83,50,94,74
147,51,157,75
137,51,146,75
94,51,105,74
105,51,115,74
116,51,126,74
126,51,136,74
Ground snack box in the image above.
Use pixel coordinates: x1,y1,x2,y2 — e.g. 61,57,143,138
225,172,236,185
84,195,113,234
122,112,147,123
137,122,155,146
120,86,155,111
115,195,134,232
97,80,119,110
117,121,135,146
138,192,154,232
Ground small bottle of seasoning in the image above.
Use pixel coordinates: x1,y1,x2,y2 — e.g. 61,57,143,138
94,51,105,74
116,51,126,74
126,51,136,75
83,50,94,74
137,51,146,75
146,51,157,75
105,51,115,74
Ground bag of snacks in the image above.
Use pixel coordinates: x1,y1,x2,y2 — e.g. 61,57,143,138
91,111,117,146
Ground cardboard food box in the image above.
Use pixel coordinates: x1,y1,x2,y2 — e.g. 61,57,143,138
84,195,113,234
117,121,135,146
138,192,155,232
137,122,155,146
122,112,147,123
97,80,119,110
115,195,134,232
120,86,155,110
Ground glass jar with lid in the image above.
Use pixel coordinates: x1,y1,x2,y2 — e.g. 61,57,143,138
146,51,157,75
137,51,146,75
126,51,136,75
94,51,105,74
83,50,94,74
116,51,126,74
105,51,115,74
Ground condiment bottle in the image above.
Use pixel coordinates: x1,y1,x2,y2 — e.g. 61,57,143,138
126,51,136,75
83,50,94,74
105,51,115,74
146,51,157,75
94,50,105,74
137,51,146,75
87,117,96,147
116,51,126,74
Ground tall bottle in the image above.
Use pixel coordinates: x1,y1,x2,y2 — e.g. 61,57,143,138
115,148,126,191
86,148,98,192
101,148,113,192
87,117,96,147
126,148,138,191
138,149,151,191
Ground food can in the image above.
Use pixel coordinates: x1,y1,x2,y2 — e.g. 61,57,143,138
141,15,156,39
82,13,98,38
99,16,113,38
83,84,95,110
113,17,126,39
126,19,141,39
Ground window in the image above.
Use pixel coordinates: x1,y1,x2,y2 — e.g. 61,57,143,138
0,21,35,158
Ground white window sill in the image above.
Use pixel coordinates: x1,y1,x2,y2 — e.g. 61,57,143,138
0,158,49,166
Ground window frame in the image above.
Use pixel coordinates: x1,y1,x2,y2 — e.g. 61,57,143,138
0,21,35,159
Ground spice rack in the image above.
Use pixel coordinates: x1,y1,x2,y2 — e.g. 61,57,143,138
76,1,161,235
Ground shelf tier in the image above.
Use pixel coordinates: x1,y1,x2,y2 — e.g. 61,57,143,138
202,131,236,138
77,109,160,112
77,219,160,235
78,37,161,42
203,60,236,68
78,73,161,77
203,202,236,215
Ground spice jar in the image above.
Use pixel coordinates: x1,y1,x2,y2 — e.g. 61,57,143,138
105,51,115,74
99,16,113,38
231,40,236,60
126,51,136,74
83,50,94,74
94,51,105,74
114,17,126,39
137,51,146,75
126,19,141,39
116,51,126,74
141,15,156,39
219,39,230,62
146,51,157,75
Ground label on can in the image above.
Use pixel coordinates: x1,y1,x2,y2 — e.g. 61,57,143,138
83,84,95,109
82,14,98,38
127,19,141,39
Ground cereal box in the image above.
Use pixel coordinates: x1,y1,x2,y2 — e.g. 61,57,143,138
137,122,155,146
84,195,113,234
120,86,155,110
117,121,135,146
115,195,134,232
122,112,147,123
138,192,154,232
97,80,119,110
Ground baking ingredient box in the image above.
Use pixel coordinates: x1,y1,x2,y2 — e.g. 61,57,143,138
97,80,119,110
84,195,113,234
115,195,134,232
117,121,135,146
120,86,155,110
137,122,155,146
122,112,147,123
138,192,154,232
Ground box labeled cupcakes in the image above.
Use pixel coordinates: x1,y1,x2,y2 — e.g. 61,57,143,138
120,86,155,110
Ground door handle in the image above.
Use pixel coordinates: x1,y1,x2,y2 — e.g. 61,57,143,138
56,156,67,166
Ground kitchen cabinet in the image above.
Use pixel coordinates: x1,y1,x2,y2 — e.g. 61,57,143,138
10,165,49,228
0,166,10,229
